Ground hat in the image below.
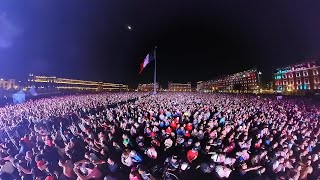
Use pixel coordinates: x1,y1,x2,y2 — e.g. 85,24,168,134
37,160,46,168
45,176,54,180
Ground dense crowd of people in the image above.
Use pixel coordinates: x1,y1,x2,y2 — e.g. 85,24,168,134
0,92,319,180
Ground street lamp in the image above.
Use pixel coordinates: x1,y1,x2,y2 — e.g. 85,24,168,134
257,71,262,90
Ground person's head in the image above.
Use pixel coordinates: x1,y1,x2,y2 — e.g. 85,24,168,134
195,141,200,146
306,160,312,166
37,160,47,171
130,150,137,157
279,156,285,164
293,163,302,171
171,155,178,163
240,162,247,169
25,151,33,160
107,158,114,165
180,162,189,170
138,164,147,174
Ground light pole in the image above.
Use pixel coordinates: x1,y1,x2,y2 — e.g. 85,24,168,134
258,71,262,93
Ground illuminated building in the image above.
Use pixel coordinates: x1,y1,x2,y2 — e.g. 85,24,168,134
27,74,128,92
197,69,261,93
168,82,191,92
137,83,159,92
196,81,203,92
274,58,320,93
0,78,17,90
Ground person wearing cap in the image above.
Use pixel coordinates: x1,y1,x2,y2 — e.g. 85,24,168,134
165,156,180,171
33,160,52,179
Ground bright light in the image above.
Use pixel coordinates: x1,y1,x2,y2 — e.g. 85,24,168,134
127,25,132,30
0,79,3,81
258,71,262,75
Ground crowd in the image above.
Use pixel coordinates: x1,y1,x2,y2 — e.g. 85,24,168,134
0,92,319,180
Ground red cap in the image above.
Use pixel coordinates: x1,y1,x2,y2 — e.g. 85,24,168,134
37,160,45,168
45,176,54,180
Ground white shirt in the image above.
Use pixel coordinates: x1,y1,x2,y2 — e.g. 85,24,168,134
0,161,15,174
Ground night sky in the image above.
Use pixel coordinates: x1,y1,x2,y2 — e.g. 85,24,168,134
1,1,320,87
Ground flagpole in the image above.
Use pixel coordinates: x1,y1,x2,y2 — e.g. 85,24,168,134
153,46,157,95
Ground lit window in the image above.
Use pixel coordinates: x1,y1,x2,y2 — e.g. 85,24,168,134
305,79,309,84
290,80,294,85
296,72,301,77
297,80,301,85
283,80,287,85
313,69,319,75
283,74,287,79
306,84,310,90
288,73,293,78
303,71,308,76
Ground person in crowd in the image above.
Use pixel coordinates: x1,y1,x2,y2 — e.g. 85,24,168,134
0,92,317,180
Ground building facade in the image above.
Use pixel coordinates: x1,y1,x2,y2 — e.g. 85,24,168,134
137,83,159,92
28,74,128,92
0,78,17,90
274,59,320,93
168,82,192,92
197,69,261,93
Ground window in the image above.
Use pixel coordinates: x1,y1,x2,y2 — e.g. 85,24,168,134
288,73,293,78
297,80,301,85
306,85,310,90
305,79,309,84
315,77,319,84
313,69,319,75
290,80,294,85
283,74,287,79
303,71,308,76
283,80,287,85
296,72,301,77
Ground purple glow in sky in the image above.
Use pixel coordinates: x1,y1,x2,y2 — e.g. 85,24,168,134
0,12,21,48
